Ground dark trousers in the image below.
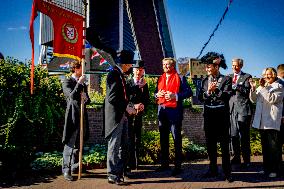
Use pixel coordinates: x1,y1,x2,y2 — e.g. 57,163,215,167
260,129,281,174
127,115,142,169
231,116,251,163
158,108,182,169
107,115,128,179
204,107,231,176
62,145,79,174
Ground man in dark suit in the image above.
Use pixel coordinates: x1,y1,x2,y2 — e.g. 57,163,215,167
126,60,150,171
105,50,136,185
229,58,252,167
198,52,233,182
62,60,90,181
155,57,192,176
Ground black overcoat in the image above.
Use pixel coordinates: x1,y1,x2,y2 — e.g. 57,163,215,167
104,66,128,138
62,77,90,148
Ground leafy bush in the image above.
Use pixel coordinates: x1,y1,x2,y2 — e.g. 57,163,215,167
30,144,107,171
250,128,262,155
140,130,207,164
0,58,66,178
0,58,65,149
30,151,62,171
83,144,107,166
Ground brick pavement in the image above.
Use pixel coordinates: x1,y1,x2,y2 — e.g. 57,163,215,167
1,156,284,189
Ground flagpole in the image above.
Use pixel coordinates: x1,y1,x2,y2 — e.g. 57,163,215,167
78,0,87,180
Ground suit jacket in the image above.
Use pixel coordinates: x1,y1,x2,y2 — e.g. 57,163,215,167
126,78,150,115
198,73,232,111
104,66,128,138
62,77,90,148
155,75,192,122
229,72,252,116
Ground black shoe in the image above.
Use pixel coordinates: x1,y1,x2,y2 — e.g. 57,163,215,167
155,165,170,172
108,177,128,185
231,157,241,165
225,175,234,183
63,172,73,181
202,170,218,178
171,168,182,176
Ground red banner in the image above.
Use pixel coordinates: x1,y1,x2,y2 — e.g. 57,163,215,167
29,0,84,94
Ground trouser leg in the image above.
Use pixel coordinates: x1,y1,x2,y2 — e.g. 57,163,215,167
159,121,169,167
62,145,78,174
127,117,136,169
107,115,128,178
171,122,182,169
220,136,231,176
238,117,251,164
134,116,142,167
231,136,241,161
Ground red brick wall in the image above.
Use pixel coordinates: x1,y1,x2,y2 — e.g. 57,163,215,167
86,107,206,145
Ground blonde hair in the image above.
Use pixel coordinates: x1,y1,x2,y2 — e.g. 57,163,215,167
162,57,176,67
262,67,277,78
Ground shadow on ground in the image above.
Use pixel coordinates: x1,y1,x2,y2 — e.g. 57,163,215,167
1,160,284,188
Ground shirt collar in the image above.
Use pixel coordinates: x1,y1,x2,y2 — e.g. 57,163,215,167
71,74,79,81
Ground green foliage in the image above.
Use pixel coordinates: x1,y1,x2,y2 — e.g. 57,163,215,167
0,58,65,177
30,151,62,171
250,128,262,155
140,130,160,164
143,76,158,121
30,144,107,171
140,130,207,164
0,58,65,149
83,144,107,165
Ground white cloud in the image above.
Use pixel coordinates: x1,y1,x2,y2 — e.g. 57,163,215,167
7,26,27,31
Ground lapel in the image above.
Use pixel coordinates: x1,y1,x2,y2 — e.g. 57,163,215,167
237,72,246,85
216,74,225,89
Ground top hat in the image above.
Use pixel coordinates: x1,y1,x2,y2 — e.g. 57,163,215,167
117,50,134,64
132,60,144,68
200,52,227,69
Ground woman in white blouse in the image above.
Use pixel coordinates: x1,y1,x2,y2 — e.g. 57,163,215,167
249,67,284,178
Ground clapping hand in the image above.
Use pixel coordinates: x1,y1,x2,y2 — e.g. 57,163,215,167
207,81,217,94
165,91,176,101
156,89,166,98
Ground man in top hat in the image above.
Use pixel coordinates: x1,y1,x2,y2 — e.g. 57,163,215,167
126,60,150,172
155,57,192,176
105,49,136,185
229,58,252,168
198,52,233,182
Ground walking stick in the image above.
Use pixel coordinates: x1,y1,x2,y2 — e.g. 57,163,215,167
78,0,87,179
78,95,84,179
78,59,85,180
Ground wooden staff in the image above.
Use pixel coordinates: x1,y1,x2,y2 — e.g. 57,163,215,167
78,0,87,180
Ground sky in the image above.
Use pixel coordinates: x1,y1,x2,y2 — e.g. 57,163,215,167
0,0,284,77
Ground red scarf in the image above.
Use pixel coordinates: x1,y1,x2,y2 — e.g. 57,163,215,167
157,70,180,108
